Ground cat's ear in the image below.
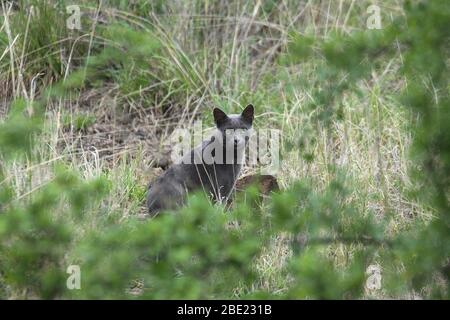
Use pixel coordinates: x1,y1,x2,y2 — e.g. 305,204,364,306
241,104,254,125
213,108,228,127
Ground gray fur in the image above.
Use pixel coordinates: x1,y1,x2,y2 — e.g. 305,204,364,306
146,104,254,215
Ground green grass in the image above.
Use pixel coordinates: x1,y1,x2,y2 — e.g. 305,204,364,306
1,0,445,299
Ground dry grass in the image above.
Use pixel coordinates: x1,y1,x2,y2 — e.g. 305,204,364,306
0,0,428,298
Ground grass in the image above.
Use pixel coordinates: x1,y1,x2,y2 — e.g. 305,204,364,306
0,0,431,298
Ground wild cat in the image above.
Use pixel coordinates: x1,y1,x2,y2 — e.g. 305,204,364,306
146,104,254,215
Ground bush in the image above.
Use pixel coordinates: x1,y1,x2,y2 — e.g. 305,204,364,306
0,0,448,299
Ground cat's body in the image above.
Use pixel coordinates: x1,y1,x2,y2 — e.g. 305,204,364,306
146,105,254,215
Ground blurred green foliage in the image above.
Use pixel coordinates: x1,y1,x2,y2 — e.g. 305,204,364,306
286,0,450,298
0,1,449,299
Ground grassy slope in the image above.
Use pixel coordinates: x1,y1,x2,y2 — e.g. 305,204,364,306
0,0,428,298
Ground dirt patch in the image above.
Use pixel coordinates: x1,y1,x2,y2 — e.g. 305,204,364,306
57,89,183,170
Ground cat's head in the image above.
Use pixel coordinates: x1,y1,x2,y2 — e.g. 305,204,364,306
213,104,254,148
